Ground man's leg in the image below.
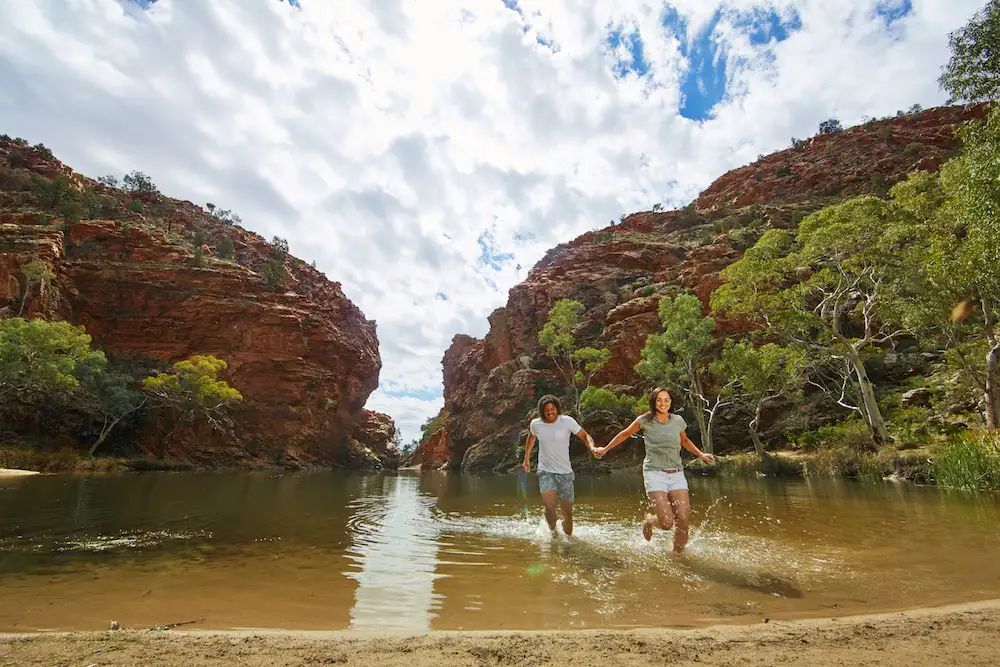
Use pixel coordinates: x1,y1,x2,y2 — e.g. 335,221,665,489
557,472,575,536
667,490,691,553
559,499,573,536
540,489,559,532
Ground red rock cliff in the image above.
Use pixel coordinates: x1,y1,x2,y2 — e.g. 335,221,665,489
410,104,986,472
0,137,395,468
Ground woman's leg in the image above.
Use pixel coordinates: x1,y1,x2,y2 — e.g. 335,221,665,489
642,490,675,541
667,489,691,553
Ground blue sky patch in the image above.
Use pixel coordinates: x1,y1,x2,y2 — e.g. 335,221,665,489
733,7,802,45
607,26,651,78
873,0,912,29
477,229,514,271
663,5,801,121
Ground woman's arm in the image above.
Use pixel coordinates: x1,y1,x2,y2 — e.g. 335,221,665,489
595,418,642,458
681,431,716,463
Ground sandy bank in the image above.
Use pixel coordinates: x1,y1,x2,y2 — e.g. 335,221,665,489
0,468,40,478
2,599,998,666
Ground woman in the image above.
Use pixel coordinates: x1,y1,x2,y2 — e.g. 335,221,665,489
595,387,715,553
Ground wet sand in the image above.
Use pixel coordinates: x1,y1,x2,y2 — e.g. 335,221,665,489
2,599,998,666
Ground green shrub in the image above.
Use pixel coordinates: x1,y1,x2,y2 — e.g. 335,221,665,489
877,126,893,143
272,236,289,259
792,418,874,452
217,237,235,260
261,259,284,288
904,141,924,155
932,431,1000,490
579,387,636,415
7,150,27,169
128,201,142,213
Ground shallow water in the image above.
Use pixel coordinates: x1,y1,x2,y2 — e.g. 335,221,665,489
1,470,999,632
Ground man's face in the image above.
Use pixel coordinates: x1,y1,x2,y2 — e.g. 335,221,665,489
542,403,558,423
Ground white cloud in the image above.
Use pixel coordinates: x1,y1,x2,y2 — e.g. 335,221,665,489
0,0,981,443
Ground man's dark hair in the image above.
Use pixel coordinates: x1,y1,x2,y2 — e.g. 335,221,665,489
537,394,561,418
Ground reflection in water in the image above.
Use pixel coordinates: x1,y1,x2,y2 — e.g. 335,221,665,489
1,470,1000,632
344,475,443,632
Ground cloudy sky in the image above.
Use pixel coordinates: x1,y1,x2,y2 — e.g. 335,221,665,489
0,0,981,443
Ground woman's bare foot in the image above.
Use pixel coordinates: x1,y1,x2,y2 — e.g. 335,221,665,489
642,515,654,541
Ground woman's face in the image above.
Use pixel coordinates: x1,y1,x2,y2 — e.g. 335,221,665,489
654,390,672,414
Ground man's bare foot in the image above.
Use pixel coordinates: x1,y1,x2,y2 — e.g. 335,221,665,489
642,517,653,541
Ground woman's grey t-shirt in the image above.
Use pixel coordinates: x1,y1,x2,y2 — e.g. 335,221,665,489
638,413,687,471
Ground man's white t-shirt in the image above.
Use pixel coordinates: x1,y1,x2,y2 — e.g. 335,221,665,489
529,414,582,474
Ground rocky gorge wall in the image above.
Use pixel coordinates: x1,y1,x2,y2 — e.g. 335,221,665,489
411,104,988,473
0,139,396,468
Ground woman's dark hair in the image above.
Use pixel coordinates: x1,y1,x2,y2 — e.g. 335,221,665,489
648,386,672,416
537,394,561,418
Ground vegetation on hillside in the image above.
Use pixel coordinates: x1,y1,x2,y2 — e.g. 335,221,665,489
495,2,1000,487
0,317,242,462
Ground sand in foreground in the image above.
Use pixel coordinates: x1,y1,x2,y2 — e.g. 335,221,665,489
2,600,999,666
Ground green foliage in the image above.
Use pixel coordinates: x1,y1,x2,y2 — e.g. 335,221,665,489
537,298,610,415
97,174,120,189
932,431,1000,490
790,137,805,149
18,259,55,317
0,318,104,401
192,245,205,266
818,118,843,134
30,173,74,211
636,293,719,449
193,231,205,247
712,342,807,405
141,355,242,421
128,201,143,213
539,299,583,360
122,170,158,195
217,236,236,260
208,205,241,226
261,259,285,289
33,143,54,161
904,141,924,155
877,126,894,143
7,150,27,169
636,294,715,389
939,0,1000,102
579,386,641,423
272,236,289,259
791,418,874,452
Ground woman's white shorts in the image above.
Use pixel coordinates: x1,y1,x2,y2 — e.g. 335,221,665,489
643,469,688,494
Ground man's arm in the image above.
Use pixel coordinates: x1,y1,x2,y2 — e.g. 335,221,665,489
575,427,597,454
522,433,537,471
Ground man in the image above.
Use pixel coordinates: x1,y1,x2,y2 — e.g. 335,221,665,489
521,394,598,536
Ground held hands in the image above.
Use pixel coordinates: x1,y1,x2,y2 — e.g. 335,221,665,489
592,446,607,459
699,453,717,464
